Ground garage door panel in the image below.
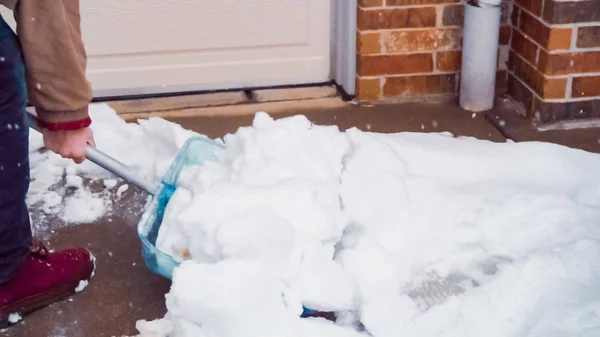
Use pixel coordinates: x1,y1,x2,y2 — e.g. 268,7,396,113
82,0,310,56
89,57,328,97
89,44,323,69
1,0,331,97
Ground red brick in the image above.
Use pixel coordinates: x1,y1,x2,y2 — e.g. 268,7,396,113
515,0,544,17
533,98,600,124
512,6,520,27
358,7,436,30
358,32,382,55
358,54,434,76
499,26,512,45
539,50,600,76
383,29,462,53
508,73,535,117
442,4,463,26
496,70,508,94
542,78,568,100
577,26,600,49
543,0,600,24
356,77,382,101
359,0,383,7
509,51,567,99
387,0,458,5
547,28,574,51
572,76,600,98
511,29,539,66
519,11,572,51
437,50,462,71
383,74,456,97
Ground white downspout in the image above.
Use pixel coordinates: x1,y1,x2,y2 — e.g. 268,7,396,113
459,0,502,112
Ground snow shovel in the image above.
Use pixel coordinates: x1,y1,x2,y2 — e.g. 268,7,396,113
27,114,158,194
27,112,225,279
28,114,320,316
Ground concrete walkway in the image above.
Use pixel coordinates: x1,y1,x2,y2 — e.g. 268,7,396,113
3,97,599,337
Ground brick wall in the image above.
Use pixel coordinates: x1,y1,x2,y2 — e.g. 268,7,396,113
509,0,600,124
356,0,513,102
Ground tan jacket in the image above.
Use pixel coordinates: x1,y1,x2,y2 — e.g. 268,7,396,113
1,0,91,127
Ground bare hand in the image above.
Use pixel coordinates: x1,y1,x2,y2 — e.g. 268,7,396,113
42,127,95,164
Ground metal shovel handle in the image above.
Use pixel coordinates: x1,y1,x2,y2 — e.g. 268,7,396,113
82,147,158,195
28,113,157,195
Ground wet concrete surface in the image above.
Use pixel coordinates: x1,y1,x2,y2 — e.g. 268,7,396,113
2,187,169,337
165,101,506,142
3,99,596,337
484,99,600,154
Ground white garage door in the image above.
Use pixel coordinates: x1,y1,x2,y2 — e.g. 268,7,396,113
3,0,332,97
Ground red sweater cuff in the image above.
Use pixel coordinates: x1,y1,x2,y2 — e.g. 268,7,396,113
36,117,92,131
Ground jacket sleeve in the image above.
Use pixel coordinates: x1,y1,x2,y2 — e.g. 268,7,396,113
13,0,93,130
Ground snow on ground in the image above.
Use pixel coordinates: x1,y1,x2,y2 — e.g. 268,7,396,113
27,104,203,236
138,111,600,337
28,104,600,336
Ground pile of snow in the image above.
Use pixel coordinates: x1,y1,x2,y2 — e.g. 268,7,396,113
136,260,366,337
27,104,600,336
130,112,600,337
156,113,351,311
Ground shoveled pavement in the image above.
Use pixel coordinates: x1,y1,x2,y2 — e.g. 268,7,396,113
484,98,600,154
3,98,597,337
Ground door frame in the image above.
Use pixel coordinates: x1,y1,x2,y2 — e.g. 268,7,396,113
331,0,357,96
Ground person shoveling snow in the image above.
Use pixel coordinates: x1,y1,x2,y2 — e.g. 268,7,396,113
0,0,95,327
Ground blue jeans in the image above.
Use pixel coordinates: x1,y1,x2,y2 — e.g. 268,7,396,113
0,16,32,283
